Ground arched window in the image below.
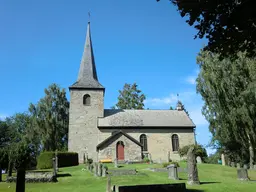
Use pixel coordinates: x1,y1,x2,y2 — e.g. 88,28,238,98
140,134,148,151
172,134,179,151
83,94,91,105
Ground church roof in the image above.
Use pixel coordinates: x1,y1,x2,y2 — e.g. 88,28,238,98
96,130,142,150
70,22,104,90
98,109,196,128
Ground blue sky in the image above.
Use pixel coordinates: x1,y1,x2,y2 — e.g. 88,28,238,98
0,0,214,154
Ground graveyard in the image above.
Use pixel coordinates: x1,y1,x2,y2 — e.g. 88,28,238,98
1,161,256,192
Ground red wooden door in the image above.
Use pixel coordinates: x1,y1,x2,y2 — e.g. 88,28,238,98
117,141,124,160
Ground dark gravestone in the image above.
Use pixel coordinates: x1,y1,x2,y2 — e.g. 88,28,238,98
16,168,25,192
8,161,13,177
98,163,102,177
167,164,179,180
187,147,200,185
237,169,249,181
113,183,186,192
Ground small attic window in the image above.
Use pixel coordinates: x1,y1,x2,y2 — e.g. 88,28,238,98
83,94,91,106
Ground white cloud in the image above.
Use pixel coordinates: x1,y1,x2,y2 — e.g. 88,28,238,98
186,76,197,85
0,114,7,120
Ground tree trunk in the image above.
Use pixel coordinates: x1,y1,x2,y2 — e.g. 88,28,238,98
0,164,2,182
248,134,254,169
8,161,13,177
16,168,25,192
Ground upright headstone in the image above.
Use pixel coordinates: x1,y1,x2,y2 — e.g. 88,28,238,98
0,164,2,182
237,169,249,181
114,159,118,168
243,164,248,169
16,168,25,192
196,156,202,164
221,154,226,166
187,147,200,185
167,164,179,180
102,166,107,177
98,163,102,177
55,150,58,172
254,165,256,170
231,162,235,167
237,163,241,169
94,163,98,176
106,175,111,192
52,158,57,177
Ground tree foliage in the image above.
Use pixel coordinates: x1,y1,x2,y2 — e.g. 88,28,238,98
157,0,256,58
29,83,69,151
196,50,256,166
176,100,190,116
114,83,146,109
179,144,208,162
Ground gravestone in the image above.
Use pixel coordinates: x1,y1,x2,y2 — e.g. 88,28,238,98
167,164,179,180
187,147,200,185
55,150,58,172
52,158,57,177
237,169,249,181
237,163,241,169
16,168,25,192
102,166,107,177
254,165,256,170
106,175,111,192
221,154,226,166
114,159,118,168
94,163,98,176
196,156,202,164
243,164,248,169
98,163,103,177
231,162,235,167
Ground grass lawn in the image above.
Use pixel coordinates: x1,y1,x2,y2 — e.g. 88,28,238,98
1,162,256,192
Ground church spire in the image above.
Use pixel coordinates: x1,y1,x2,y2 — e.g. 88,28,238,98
70,22,104,89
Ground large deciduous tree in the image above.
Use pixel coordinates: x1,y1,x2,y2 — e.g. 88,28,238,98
157,0,256,58
114,83,146,109
29,83,69,151
196,50,256,167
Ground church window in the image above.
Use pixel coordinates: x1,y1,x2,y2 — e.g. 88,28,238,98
140,134,148,151
83,94,91,105
172,134,179,151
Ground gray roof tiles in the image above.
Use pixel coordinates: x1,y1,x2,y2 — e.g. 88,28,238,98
98,109,196,128
70,22,104,89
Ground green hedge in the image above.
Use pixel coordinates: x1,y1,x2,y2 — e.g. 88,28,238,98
37,151,79,169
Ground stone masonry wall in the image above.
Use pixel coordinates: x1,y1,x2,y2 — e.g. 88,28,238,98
99,128,195,163
68,89,104,163
98,135,142,161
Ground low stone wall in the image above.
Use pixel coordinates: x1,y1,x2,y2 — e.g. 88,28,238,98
6,172,57,183
148,167,187,173
108,169,137,176
112,183,186,192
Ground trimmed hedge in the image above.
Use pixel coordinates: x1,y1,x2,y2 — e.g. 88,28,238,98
37,151,78,169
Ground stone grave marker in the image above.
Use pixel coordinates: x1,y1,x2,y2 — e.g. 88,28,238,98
231,162,235,167
253,165,256,170
237,169,249,181
243,164,248,169
52,158,57,178
167,164,179,180
114,159,118,168
196,156,202,164
237,163,241,169
221,154,226,166
98,163,103,177
102,166,108,177
94,163,98,176
106,175,111,192
187,147,200,185
55,150,58,172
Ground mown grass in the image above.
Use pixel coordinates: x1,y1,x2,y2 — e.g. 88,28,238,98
1,162,256,192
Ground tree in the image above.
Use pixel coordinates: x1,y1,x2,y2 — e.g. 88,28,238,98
196,50,256,167
169,106,174,110
114,83,146,109
29,83,69,151
179,144,208,162
157,0,256,58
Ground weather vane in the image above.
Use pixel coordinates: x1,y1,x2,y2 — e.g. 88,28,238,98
88,12,91,22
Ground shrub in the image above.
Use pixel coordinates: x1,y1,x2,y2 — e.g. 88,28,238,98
178,144,208,162
37,151,78,169
143,157,150,163
162,162,180,168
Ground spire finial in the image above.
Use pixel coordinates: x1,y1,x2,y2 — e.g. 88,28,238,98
88,12,91,23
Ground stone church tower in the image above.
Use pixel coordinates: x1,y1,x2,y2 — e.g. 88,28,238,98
68,22,105,162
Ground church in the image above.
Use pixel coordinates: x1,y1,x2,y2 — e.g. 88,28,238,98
68,22,196,164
